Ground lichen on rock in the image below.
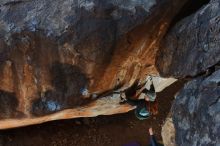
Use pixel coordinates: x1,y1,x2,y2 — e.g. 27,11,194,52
157,0,220,78
172,70,220,146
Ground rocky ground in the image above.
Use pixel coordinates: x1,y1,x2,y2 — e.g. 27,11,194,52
0,81,185,146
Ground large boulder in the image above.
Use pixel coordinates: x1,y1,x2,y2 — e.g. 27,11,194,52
0,0,187,129
172,69,220,146
156,0,220,78
157,0,220,145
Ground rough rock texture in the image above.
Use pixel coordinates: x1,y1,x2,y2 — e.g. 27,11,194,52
0,0,188,128
0,93,135,129
161,113,176,146
172,70,220,146
157,1,220,145
156,0,220,78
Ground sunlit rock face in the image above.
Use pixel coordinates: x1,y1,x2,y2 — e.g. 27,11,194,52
0,0,188,128
162,113,176,146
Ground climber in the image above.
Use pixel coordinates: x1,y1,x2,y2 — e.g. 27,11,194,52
122,76,158,120
133,76,158,120
148,127,164,146
138,76,156,101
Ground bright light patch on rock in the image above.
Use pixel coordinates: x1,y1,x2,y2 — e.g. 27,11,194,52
114,0,156,13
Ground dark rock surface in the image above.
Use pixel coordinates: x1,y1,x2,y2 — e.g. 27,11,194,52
0,0,157,119
172,69,220,146
156,0,220,78
157,1,220,146
0,90,20,119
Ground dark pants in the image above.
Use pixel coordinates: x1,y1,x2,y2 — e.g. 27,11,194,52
150,135,158,146
149,135,164,146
